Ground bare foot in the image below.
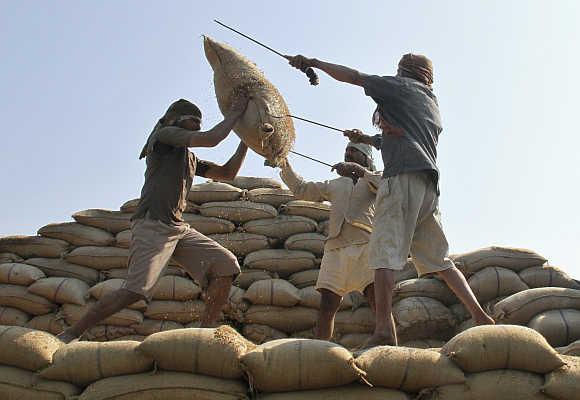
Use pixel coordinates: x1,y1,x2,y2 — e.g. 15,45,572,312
474,314,495,326
356,333,397,352
56,330,79,344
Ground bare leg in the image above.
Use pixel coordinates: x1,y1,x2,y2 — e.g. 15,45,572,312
314,289,342,340
200,276,233,328
364,268,398,347
57,289,145,343
436,266,495,325
364,283,376,312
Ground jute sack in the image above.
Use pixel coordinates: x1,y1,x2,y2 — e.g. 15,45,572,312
61,302,143,327
418,370,551,400
298,286,354,311
280,200,331,222
528,309,580,347
450,246,546,275
541,355,580,400
519,265,580,289
72,209,131,233
492,287,580,324
338,333,371,349
65,246,129,270
247,187,295,207
467,266,529,303
394,260,418,283
0,365,80,400
356,346,465,392
200,201,278,223
121,198,200,213
144,300,206,324
244,249,318,277
334,307,375,334
188,181,244,203
112,334,145,342
83,325,136,342
244,305,317,333
318,219,329,236
258,385,410,400
240,338,366,392
137,326,255,379
449,303,470,323
224,176,284,190
182,213,236,234
243,279,301,306
0,262,45,285
556,339,580,356
393,297,456,341
225,286,250,318
234,269,278,289
243,215,318,240
289,268,320,288
209,232,274,257
131,319,184,336
38,222,114,246
441,325,564,373
0,306,30,326
394,278,457,306
242,323,287,344
401,339,446,349
151,275,201,301
0,283,56,315
28,277,89,305
89,279,147,310
26,313,67,335
0,326,62,370
0,252,23,263
24,257,100,285
0,235,69,258
114,229,131,248
285,233,326,256
78,371,249,400
40,341,153,386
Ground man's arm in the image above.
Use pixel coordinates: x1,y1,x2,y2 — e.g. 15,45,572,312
285,55,366,87
199,141,249,181
279,159,332,202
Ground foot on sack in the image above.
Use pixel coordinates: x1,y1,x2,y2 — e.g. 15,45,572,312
56,330,79,344
474,314,495,326
355,333,397,353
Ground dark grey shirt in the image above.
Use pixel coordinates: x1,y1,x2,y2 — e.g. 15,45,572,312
362,75,442,188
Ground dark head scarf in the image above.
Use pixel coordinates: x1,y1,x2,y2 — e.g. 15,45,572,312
397,53,434,86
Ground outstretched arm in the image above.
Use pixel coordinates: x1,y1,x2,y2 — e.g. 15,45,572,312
285,55,365,86
199,141,249,181
279,158,332,202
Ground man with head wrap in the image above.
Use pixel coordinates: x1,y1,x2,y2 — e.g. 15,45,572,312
278,141,381,340
286,53,494,347
57,96,249,343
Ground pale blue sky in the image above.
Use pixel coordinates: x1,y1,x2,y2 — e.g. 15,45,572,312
1,1,578,278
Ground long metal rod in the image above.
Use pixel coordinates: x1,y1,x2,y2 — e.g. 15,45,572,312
289,150,334,168
214,20,286,59
289,114,344,133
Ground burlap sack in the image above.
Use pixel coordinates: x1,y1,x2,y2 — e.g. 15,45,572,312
450,246,546,275
65,246,129,270
240,338,365,392
83,325,136,342
258,385,410,400
289,269,320,289
88,279,147,309
182,213,236,234
356,346,465,392
0,326,62,370
188,181,244,203
131,319,184,336
24,257,100,285
492,287,580,324
200,201,277,223
144,300,206,324
151,275,201,301
234,269,278,289
441,325,564,373
224,176,284,190
400,339,446,349
242,323,288,344
280,200,331,222
0,365,80,400
0,306,30,326
225,286,250,318
338,333,371,349
61,302,143,327
73,209,132,234
119,198,140,213
78,371,249,400
519,265,580,289
393,297,456,341
0,262,45,285
114,229,131,248
298,286,354,311
528,309,580,347
467,266,529,303
243,279,301,306
26,313,67,335
112,334,146,342
0,252,23,263
40,341,153,386
394,278,457,305
285,233,326,256
244,249,318,277
28,277,89,305
0,283,56,315
243,215,318,240
556,339,580,356
335,307,375,334
449,303,470,323
394,260,419,283
38,222,115,247
137,326,255,379
318,220,329,236
247,187,295,207
541,355,580,400
0,235,69,258
209,232,274,257
244,305,317,333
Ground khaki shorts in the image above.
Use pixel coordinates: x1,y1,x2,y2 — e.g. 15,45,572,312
368,171,454,276
122,217,240,299
316,244,374,297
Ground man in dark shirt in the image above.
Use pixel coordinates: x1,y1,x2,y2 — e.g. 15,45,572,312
58,97,249,343
286,54,494,347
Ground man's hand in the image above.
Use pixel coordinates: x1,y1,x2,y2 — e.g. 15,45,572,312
285,55,316,71
331,162,367,178
343,129,370,144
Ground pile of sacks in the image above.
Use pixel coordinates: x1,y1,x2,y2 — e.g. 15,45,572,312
0,176,579,350
0,324,578,399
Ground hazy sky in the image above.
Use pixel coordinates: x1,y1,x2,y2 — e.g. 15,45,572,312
1,1,578,278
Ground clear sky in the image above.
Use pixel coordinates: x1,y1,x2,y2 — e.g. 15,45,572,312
1,1,578,278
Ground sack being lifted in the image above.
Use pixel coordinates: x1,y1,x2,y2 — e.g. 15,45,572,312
204,36,295,166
